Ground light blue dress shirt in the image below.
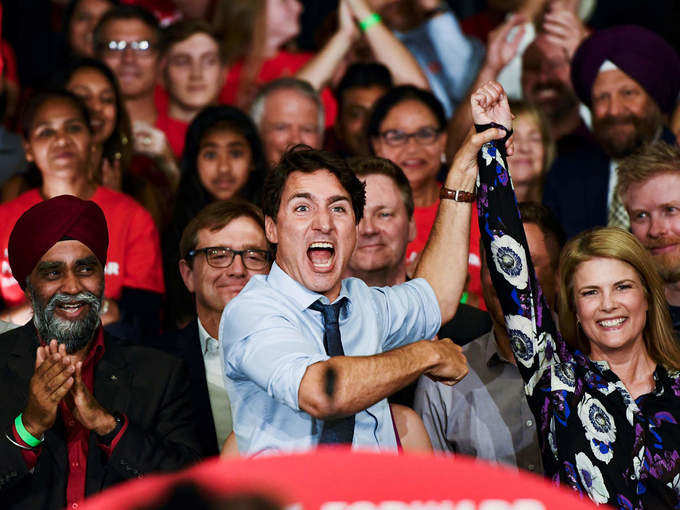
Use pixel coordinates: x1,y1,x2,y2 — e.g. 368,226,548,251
220,262,441,456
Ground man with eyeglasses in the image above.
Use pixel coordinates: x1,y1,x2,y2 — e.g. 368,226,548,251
154,199,271,456
94,5,162,129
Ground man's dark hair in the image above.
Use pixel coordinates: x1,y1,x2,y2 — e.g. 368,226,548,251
348,156,414,219
262,145,366,224
93,4,161,54
336,63,393,113
179,199,269,266
518,201,566,263
161,19,225,61
365,85,446,145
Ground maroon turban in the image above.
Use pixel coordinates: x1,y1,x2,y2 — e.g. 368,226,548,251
8,195,109,289
571,25,680,114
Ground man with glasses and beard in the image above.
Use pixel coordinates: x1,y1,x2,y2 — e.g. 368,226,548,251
0,196,201,510
542,25,680,238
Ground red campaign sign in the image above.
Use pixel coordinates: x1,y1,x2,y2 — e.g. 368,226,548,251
79,449,599,510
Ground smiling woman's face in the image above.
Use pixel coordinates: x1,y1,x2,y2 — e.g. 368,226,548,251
572,256,649,360
371,99,445,195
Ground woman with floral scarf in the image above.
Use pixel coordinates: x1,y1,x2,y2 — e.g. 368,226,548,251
472,80,680,509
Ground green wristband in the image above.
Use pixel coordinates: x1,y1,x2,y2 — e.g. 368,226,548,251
460,292,469,304
359,12,381,31
15,414,43,447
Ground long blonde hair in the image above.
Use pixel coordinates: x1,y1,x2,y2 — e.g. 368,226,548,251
558,227,680,370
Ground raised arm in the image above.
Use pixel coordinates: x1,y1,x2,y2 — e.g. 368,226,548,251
472,81,569,385
296,0,429,90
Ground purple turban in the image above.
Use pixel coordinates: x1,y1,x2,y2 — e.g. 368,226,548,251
8,195,109,289
571,25,680,114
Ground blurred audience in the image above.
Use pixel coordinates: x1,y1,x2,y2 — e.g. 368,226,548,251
163,106,267,328
365,0,484,116
507,100,555,202
94,4,178,186
295,0,428,104
328,62,392,156
0,90,164,340
64,0,118,58
159,20,227,159
63,58,166,225
543,25,680,238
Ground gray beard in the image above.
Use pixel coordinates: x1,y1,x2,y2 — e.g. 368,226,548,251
29,284,102,354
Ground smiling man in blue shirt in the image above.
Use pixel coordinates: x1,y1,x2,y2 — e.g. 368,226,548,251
220,139,499,455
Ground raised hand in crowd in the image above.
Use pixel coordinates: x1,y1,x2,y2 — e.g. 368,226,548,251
296,0,428,91
445,14,525,158
540,0,589,60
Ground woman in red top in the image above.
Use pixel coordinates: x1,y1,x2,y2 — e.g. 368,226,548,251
213,0,338,120
367,85,485,308
0,90,164,340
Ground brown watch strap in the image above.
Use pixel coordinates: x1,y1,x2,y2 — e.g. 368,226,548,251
439,187,476,202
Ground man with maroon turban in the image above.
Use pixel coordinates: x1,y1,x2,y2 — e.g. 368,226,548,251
0,195,201,510
542,25,680,238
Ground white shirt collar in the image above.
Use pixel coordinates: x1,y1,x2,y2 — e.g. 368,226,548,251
197,317,219,354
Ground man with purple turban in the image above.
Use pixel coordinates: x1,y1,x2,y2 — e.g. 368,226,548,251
542,25,680,238
0,195,201,510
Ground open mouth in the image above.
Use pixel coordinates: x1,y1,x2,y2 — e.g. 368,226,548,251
597,317,626,328
307,242,335,270
55,301,89,318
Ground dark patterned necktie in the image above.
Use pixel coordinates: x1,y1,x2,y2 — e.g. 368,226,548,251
309,299,355,444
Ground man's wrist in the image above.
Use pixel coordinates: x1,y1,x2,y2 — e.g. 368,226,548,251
93,412,117,436
20,412,46,439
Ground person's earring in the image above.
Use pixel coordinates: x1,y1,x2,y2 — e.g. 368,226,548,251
440,152,446,164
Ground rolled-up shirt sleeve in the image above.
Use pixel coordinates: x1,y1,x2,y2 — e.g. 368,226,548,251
375,278,441,351
221,298,328,411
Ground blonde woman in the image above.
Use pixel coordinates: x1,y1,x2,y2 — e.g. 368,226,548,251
473,80,680,508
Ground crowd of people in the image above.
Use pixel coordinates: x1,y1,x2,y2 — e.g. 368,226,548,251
0,0,679,508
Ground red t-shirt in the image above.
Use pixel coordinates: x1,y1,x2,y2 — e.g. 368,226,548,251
0,187,164,307
406,200,484,309
155,111,188,161
219,50,338,127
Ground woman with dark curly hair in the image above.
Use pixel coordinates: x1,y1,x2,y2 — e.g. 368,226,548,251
163,105,267,327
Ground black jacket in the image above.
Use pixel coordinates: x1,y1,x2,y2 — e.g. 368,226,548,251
0,323,202,509
154,319,220,457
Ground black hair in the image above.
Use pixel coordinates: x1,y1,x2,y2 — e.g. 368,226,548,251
262,145,366,224
336,63,393,113
53,57,132,169
63,0,120,55
93,4,160,54
162,106,267,328
365,85,446,148
20,89,92,188
21,89,91,140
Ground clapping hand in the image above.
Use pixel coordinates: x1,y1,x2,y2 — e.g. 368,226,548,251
22,340,75,438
